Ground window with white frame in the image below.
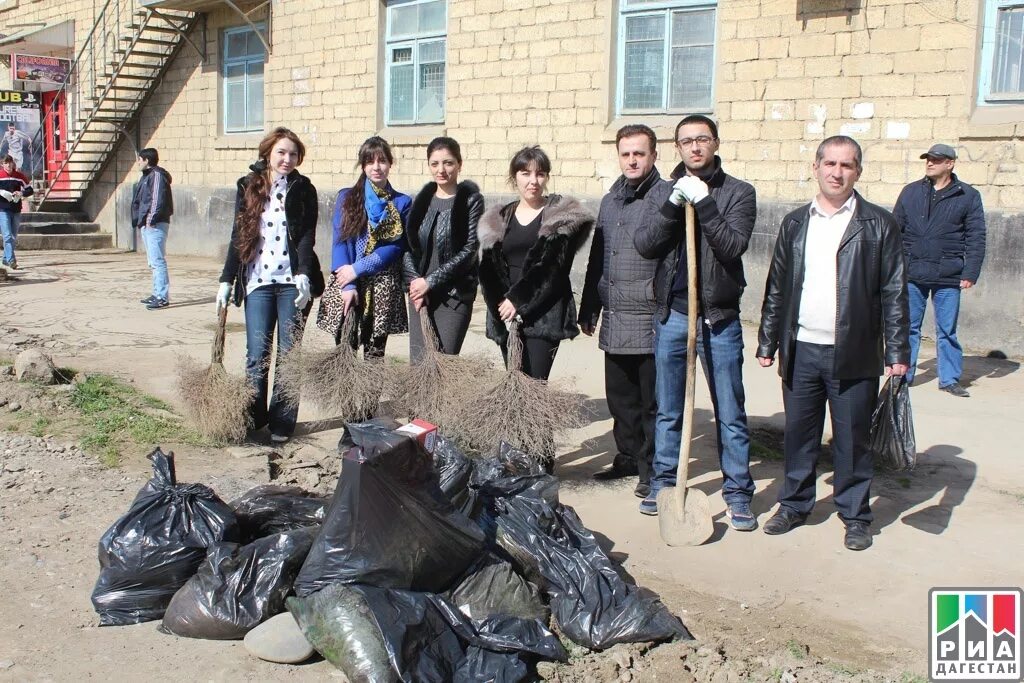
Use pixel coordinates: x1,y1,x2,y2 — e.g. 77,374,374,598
979,1,1024,103
222,25,266,134
385,0,446,125
616,0,717,115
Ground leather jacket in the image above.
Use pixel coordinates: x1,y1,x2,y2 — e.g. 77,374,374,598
757,191,910,381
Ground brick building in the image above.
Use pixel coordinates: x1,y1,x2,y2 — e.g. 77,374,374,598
1,0,1022,351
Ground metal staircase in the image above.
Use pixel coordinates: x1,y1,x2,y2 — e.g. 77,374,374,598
34,1,201,206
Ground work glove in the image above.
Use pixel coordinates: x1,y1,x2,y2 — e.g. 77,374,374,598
215,282,232,312
294,274,311,309
669,176,710,206
0,190,14,202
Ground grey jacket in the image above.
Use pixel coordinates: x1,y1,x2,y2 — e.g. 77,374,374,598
580,168,672,354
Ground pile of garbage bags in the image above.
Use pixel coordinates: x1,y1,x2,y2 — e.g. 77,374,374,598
90,426,691,680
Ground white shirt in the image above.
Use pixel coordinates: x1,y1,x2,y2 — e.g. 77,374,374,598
246,175,294,295
796,194,856,345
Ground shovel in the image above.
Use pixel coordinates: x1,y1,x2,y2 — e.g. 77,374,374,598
657,202,714,546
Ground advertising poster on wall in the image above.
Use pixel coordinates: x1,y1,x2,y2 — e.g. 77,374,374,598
0,90,43,178
12,54,71,89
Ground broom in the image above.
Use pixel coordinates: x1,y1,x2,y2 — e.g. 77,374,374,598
274,313,391,422
175,306,255,443
454,321,583,465
392,311,498,430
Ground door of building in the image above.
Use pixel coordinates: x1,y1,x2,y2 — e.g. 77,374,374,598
41,90,68,194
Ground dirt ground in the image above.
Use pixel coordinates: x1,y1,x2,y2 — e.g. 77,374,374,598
2,250,1021,682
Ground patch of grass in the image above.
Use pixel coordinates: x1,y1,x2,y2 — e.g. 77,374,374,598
71,374,207,467
751,438,783,461
829,662,860,677
29,415,51,437
897,476,912,489
785,639,807,660
769,668,783,683
899,673,927,683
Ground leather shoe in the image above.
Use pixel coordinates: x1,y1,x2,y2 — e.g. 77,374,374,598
939,382,970,398
844,521,873,551
592,463,639,481
763,508,806,535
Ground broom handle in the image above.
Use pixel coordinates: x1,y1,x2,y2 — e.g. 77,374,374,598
420,306,441,353
675,203,698,509
506,320,524,373
211,306,228,365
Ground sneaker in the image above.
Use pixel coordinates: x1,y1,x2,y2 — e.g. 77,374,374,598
939,382,970,398
140,295,157,304
7,259,18,270
843,521,873,551
270,433,290,444
726,502,758,531
638,493,659,516
146,298,169,310
634,482,651,499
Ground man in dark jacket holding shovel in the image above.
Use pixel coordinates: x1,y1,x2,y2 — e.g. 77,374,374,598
633,115,758,530
893,144,986,398
580,124,673,499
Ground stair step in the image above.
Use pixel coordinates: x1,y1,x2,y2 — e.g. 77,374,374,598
100,84,149,92
127,24,180,34
19,212,87,224
18,233,112,251
36,200,82,213
108,61,162,69
122,36,177,46
114,48,171,58
18,222,100,235
103,72,154,80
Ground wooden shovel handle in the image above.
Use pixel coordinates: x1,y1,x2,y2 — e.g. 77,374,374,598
675,203,699,508
211,305,228,365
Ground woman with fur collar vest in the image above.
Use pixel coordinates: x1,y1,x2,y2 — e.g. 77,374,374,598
403,137,485,362
478,146,595,380
215,127,321,443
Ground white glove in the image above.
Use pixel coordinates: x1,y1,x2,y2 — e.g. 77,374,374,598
0,190,14,202
216,282,232,312
669,176,710,206
294,274,311,309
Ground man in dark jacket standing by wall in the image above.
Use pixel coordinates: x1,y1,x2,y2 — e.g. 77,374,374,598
894,144,986,398
131,147,174,310
633,115,757,530
757,136,909,551
580,124,673,499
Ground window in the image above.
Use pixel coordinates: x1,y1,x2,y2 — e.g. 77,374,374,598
222,25,266,133
616,0,716,116
979,1,1024,103
385,0,446,125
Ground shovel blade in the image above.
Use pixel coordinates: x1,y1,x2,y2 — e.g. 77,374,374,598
656,486,714,547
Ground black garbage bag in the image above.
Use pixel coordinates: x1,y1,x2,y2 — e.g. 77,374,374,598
91,448,239,626
474,470,692,650
470,441,546,488
230,485,327,542
161,527,316,639
294,421,486,597
288,584,565,683
447,553,548,623
870,377,917,471
433,435,476,515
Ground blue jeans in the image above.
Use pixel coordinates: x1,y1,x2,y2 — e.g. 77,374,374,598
245,284,305,436
651,311,754,505
1,211,21,263
907,282,962,387
141,223,170,300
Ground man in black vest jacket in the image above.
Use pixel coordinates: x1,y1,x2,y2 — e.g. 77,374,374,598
893,143,986,398
131,148,174,309
633,115,758,530
757,136,910,551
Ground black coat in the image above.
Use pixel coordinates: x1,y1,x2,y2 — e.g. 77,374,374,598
579,168,672,354
219,170,322,306
893,174,986,287
402,180,484,304
634,158,756,326
757,191,910,381
478,195,595,345
130,166,173,227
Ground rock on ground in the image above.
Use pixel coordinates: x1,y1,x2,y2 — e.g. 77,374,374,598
14,349,57,385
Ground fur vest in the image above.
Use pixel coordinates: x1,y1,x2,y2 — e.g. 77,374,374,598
478,194,595,344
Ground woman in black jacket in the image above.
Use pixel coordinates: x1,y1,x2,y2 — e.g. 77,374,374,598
478,145,595,380
403,137,485,362
215,127,322,443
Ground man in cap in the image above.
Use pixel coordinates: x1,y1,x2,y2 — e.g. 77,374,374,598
893,143,986,397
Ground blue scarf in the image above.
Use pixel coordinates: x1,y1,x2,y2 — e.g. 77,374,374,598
364,178,389,226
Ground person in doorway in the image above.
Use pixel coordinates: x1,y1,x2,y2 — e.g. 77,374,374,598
893,143,986,398
130,148,173,309
216,127,320,444
756,135,909,551
0,155,33,270
579,124,672,499
403,136,484,362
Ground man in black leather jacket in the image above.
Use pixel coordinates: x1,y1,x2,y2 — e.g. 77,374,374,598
756,135,910,551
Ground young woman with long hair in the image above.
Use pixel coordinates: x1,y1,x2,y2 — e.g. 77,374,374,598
403,136,484,362
478,145,595,380
329,136,412,358
216,127,322,443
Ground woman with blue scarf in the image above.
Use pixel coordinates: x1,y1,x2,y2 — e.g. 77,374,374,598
328,136,412,358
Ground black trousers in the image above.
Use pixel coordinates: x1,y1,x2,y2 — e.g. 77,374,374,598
408,297,473,364
501,335,560,381
604,353,656,485
779,342,879,523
